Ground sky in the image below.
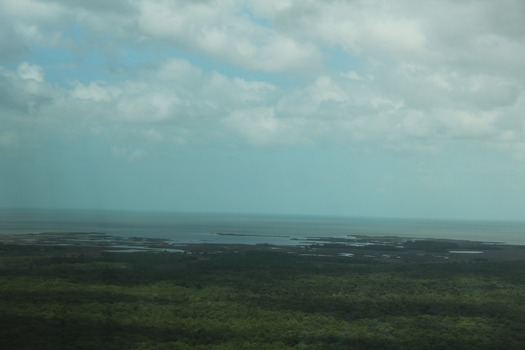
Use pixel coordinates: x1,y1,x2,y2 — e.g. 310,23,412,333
1,0,525,221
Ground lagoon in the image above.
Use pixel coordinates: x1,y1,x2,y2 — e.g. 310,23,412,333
1,209,525,246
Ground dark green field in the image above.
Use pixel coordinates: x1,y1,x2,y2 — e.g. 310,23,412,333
1,244,525,349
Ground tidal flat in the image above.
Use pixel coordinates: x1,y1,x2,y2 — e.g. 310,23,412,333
1,233,525,349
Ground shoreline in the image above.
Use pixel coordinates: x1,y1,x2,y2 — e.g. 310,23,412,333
1,231,525,264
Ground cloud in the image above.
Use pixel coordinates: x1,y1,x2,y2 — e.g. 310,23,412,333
251,1,427,56
0,0,63,23
71,81,121,102
0,58,282,150
17,62,44,82
0,0,524,159
0,64,52,114
137,0,321,72
48,0,136,15
0,24,28,61
224,107,299,146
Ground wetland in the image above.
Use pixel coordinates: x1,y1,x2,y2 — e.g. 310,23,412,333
1,231,525,349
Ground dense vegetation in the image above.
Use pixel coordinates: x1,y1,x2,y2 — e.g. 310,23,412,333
1,245,524,349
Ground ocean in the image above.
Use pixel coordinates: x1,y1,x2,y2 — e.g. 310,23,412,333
1,209,525,245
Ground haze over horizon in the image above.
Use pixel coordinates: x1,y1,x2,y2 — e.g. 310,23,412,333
1,1,525,221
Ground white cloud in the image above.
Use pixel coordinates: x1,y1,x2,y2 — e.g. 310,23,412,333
18,62,44,82
71,81,121,102
251,1,427,56
224,107,302,146
0,0,524,157
137,0,321,72
113,86,180,122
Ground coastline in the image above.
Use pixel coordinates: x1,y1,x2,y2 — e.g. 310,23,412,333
1,231,524,264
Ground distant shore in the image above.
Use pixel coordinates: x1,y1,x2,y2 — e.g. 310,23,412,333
1,231,524,264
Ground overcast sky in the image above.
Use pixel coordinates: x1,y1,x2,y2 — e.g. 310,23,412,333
1,0,525,220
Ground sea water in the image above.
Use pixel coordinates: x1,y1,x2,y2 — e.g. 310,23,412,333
1,209,525,245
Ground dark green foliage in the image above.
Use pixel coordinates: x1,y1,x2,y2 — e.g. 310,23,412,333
1,248,525,349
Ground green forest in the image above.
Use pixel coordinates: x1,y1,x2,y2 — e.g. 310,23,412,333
1,245,524,349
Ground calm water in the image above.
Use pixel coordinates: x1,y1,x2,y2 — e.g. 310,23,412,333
1,209,525,245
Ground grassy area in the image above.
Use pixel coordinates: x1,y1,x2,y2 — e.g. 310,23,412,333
1,245,524,349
